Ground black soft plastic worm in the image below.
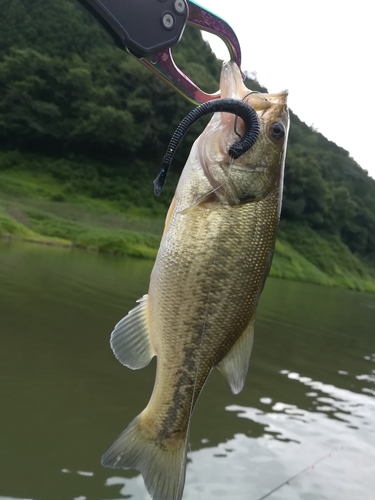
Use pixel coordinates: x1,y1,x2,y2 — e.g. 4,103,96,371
153,98,260,196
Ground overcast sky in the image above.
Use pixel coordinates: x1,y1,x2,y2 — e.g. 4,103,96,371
196,0,374,179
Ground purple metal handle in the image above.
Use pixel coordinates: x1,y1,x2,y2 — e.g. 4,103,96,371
187,1,241,69
139,1,243,104
141,49,220,104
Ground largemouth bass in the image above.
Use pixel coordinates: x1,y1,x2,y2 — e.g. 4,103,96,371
102,61,289,500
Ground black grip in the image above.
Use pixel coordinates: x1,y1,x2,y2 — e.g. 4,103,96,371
76,0,188,57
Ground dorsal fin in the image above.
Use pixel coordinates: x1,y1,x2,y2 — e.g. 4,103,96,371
110,295,155,370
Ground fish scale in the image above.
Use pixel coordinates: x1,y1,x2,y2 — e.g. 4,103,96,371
102,61,289,500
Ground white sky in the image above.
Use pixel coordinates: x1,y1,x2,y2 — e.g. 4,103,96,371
197,0,374,179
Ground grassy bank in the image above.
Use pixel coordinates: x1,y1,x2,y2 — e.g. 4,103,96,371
0,155,164,259
271,234,375,293
1,152,375,293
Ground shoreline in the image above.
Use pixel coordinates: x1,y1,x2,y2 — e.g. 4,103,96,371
0,232,156,258
1,160,374,294
2,231,375,295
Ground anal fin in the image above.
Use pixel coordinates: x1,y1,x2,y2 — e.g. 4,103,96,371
217,315,255,394
110,295,155,370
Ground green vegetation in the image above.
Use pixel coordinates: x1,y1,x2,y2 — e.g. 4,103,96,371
1,0,375,292
1,152,374,293
272,225,375,293
0,153,164,258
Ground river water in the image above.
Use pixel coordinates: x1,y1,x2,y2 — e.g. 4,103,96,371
0,241,374,500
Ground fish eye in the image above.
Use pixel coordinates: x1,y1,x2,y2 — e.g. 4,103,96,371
269,121,285,141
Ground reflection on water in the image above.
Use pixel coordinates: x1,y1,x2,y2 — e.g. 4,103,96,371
94,370,375,500
1,241,375,500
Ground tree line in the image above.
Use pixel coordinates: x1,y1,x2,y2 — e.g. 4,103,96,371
1,0,374,264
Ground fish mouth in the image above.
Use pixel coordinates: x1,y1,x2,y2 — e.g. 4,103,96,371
220,61,288,126
220,61,288,106
215,61,288,158
242,91,288,120
195,60,289,204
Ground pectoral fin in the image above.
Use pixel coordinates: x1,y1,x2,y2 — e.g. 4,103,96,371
179,187,221,215
110,295,155,370
217,315,255,394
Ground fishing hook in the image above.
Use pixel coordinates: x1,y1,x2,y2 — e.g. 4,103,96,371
153,98,260,196
233,91,261,139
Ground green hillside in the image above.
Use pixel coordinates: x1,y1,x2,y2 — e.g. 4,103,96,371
1,0,375,292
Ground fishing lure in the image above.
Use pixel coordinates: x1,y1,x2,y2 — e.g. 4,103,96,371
153,98,260,195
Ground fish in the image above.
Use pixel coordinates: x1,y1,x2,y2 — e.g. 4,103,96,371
101,60,289,500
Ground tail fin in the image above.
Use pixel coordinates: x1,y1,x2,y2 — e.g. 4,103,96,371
101,415,187,500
